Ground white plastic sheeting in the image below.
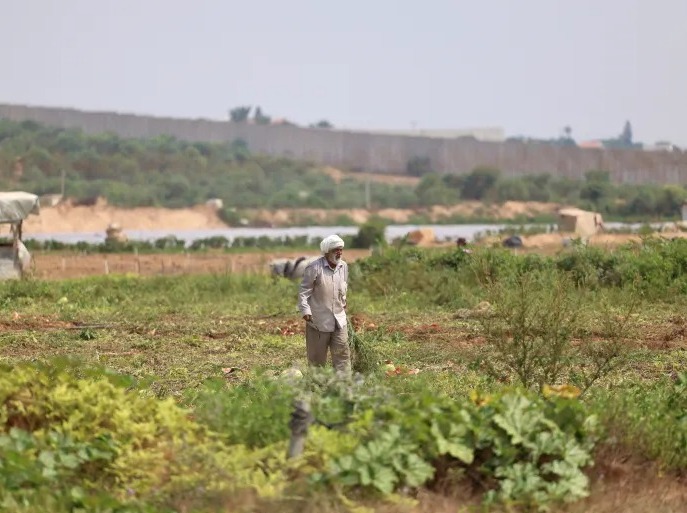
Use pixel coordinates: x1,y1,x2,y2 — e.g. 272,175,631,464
0,192,40,223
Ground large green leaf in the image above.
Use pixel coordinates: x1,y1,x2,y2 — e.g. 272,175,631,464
493,395,542,446
370,465,397,494
403,454,434,487
430,421,474,464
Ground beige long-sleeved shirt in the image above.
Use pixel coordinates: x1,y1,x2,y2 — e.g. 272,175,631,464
297,256,348,332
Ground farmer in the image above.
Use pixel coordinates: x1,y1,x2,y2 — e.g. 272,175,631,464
297,234,350,373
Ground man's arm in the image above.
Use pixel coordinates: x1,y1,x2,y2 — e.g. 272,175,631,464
297,264,316,320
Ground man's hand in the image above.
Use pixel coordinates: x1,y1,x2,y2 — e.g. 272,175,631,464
303,314,312,322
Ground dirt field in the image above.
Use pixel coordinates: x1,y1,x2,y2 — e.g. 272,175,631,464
30,249,374,280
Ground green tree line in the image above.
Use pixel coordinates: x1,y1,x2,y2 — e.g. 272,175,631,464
415,167,687,220
0,119,415,213
0,119,685,221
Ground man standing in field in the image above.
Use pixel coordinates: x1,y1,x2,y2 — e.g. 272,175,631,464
297,234,350,373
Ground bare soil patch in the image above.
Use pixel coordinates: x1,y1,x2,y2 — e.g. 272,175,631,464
24,198,227,234
320,165,421,186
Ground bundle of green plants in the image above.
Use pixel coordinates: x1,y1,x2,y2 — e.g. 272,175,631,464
347,322,379,374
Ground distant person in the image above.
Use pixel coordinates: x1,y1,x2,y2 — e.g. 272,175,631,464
297,234,350,373
594,215,604,232
456,237,473,254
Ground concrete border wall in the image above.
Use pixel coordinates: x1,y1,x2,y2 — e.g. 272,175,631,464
1,104,686,184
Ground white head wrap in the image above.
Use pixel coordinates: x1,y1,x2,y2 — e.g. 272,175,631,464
320,234,345,255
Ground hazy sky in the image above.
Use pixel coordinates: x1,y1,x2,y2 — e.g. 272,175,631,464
2,0,686,145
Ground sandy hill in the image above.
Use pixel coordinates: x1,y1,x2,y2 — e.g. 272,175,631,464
23,199,227,234
22,198,561,235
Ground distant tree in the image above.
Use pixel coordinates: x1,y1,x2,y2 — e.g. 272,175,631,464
460,167,501,200
406,156,432,177
580,170,612,204
657,185,687,217
526,174,553,202
496,178,530,202
253,107,271,125
563,126,573,139
229,138,250,162
310,120,333,129
416,173,458,205
229,106,252,123
620,121,633,145
584,170,610,184
351,216,388,249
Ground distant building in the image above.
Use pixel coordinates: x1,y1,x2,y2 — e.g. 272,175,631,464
558,208,603,238
578,140,604,149
270,118,296,126
645,141,681,152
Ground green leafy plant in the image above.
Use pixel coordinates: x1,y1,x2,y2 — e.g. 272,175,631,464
305,374,597,510
329,425,434,494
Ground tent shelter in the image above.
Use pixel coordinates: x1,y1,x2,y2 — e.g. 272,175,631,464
0,192,40,279
557,207,603,238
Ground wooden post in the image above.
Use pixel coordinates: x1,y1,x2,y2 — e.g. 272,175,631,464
104,259,109,275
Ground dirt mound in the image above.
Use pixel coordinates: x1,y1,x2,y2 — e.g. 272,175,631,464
244,201,561,227
433,201,559,219
406,228,436,246
22,197,564,234
24,200,226,234
320,166,420,186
